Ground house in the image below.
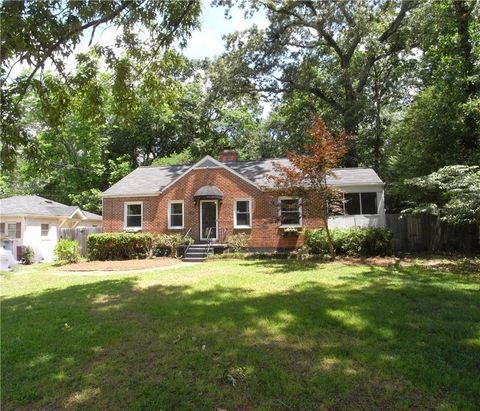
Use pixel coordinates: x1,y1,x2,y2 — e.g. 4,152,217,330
102,150,385,253
0,195,102,262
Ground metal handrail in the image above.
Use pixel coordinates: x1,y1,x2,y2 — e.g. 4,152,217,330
205,226,214,256
183,227,193,255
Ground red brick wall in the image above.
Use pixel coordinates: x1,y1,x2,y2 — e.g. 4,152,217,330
102,167,325,250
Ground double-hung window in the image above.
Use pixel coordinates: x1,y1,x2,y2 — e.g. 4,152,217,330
7,223,16,238
41,224,49,236
344,192,377,215
234,199,252,228
279,197,302,227
124,202,143,229
168,200,184,229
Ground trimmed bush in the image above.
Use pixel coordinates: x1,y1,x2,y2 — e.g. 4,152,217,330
154,234,193,258
304,227,393,257
54,239,81,263
87,233,154,261
22,246,35,265
226,233,251,252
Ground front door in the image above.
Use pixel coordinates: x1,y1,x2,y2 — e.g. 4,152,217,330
200,200,218,240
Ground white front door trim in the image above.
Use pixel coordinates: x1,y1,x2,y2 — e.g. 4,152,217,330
200,200,218,241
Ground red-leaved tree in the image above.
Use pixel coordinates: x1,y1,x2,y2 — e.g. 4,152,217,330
267,117,351,259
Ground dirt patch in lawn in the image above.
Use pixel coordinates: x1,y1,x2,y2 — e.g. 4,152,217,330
59,257,181,272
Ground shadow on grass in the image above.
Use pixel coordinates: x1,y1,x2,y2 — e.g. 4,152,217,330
240,258,324,273
1,267,479,410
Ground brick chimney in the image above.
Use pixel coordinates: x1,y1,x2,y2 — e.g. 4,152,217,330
219,149,238,162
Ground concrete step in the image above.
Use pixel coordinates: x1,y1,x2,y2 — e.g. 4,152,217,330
183,257,207,262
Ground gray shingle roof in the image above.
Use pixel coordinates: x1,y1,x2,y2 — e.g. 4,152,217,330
0,195,102,220
81,210,103,221
102,165,190,196
228,159,383,187
103,157,383,197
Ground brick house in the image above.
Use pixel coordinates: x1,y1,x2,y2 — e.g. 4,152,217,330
102,150,385,252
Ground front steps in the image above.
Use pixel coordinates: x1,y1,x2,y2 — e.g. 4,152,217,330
182,244,211,262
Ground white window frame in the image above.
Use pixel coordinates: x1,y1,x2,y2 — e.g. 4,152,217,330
7,223,17,238
278,197,302,228
168,200,184,229
124,201,143,230
234,198,252,229
41,223,49,236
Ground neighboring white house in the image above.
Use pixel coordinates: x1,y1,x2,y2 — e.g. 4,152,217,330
326,168,386,229
0,195,102,263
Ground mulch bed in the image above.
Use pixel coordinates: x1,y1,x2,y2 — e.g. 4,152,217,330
59,257,181,272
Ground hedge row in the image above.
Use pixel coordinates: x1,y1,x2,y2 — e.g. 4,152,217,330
304,227,393,257
87,232,193,261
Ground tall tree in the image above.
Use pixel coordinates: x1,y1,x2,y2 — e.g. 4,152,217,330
217,0,421,164
1,0,202,169
385,0,479,186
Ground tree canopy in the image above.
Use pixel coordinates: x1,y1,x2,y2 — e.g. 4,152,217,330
1,0,479,222
1,0,202,169
401,165,480,224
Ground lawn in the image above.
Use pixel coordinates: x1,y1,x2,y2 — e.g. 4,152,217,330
1,260,479,410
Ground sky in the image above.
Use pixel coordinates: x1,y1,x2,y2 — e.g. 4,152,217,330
88,2,268,60
181,3,268,59
8,1,267,79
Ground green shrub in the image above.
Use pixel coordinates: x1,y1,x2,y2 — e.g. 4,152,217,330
304,229,331,256
226,233,251,252
54,240,80,263
22,246,35,265
87,233,154,261
154,234,193,258
304,227,393,257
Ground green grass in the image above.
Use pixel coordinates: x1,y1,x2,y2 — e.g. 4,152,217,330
1,260,479,410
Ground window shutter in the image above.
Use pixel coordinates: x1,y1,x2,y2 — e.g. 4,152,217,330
16,222,21,238
16,246,23,262
0,222,4,233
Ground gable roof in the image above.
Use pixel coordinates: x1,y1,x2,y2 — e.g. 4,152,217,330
0,195,102,220
82,210,103,221
102,156,384,197
160,155,261,193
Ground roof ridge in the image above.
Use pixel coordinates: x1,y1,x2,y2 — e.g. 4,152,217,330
331,167,377,170
138,164,193,169
136,157,292,168
225,157,289,163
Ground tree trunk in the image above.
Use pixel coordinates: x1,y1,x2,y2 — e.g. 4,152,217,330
454,0,478,151
373,86,382,170
322,198,335,260
342,100,359,167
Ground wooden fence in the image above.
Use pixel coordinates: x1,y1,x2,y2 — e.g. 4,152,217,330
59,227,102,257
386,214,479,253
